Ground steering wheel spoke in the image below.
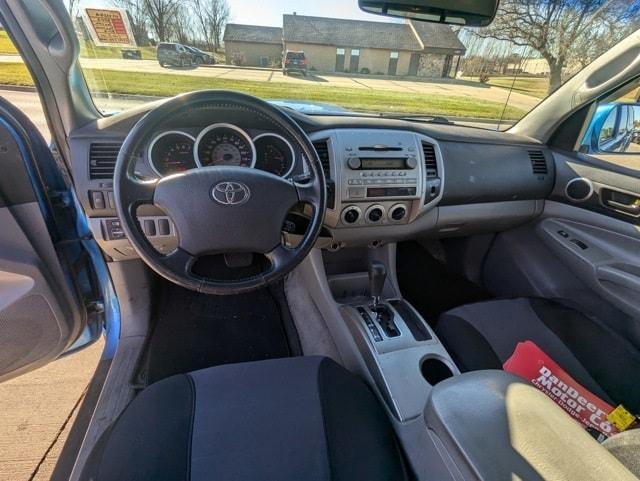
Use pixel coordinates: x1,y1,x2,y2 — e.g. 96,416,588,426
122,175,157,207
161,247,196,277
294,179,320,205
266,244,297,272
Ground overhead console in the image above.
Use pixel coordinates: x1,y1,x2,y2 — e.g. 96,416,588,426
309,129,443,230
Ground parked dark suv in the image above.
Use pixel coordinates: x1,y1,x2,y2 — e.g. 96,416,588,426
283,50,308,76
157,42,195,68
184,46,215,65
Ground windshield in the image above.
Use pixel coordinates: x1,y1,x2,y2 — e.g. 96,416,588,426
53,1,640,129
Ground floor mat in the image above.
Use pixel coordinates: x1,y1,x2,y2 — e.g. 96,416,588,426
141,281,300,385
397,241,490,326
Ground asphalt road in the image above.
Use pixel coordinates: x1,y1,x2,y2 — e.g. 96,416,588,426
0,54,541,112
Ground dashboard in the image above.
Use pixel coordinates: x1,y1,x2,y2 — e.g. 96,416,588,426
70,103,555,261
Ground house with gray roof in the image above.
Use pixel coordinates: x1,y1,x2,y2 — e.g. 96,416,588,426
223,14,465,78
224,24,283,67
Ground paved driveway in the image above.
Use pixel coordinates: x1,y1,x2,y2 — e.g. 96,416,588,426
0,55,541,112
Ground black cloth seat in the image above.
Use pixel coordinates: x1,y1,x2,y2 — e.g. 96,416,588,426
436,297,640,413
81,356,408,481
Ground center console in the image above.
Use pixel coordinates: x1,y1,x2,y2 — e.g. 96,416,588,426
318,246,458,422
310,129,444,230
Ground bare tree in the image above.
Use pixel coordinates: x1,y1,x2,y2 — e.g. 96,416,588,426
476,0,640,94
66,0,81,19
111,0,151,45
143,0,181,42
191,0,230,51
172,5,195,45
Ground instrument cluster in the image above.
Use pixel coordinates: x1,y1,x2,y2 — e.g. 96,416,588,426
148,123,297,178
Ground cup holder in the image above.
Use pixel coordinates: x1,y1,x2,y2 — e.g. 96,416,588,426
421,357,454,386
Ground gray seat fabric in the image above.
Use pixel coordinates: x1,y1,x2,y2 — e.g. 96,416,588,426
436,297,640,411
81,356,408,481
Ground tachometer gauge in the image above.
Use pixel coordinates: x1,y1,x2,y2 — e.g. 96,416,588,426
195,124,256,168
149,131,196,176
253,133,296,177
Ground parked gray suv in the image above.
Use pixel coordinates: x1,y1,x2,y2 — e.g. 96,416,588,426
157,42,194,68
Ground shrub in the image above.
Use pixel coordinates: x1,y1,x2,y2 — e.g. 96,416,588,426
360,67,371,74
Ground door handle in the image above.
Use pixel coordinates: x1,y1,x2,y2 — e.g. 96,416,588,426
601,189,640,216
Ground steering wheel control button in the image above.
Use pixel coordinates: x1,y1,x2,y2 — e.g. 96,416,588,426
143,220,157,237
341,206,361,225
211,181,251,206
389,204,407,222
366,205,385,224
158,219,171,236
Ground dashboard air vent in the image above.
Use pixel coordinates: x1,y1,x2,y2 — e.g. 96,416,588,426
313,139,331,179
422,142,438,178
312,139,335,209
528,150,548,175
89,142,122,180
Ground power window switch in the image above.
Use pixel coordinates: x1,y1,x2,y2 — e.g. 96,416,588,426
570,239,588,250
90,191,106,210
557,230,569,238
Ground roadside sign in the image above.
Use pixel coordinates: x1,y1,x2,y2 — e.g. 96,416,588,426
81,7,136,47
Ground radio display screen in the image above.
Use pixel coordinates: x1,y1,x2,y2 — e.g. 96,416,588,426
360,158,407,169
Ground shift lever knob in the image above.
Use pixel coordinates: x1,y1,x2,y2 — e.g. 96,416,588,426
368,261,386,307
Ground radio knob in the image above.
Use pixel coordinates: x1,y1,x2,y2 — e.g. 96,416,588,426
368,207,384,223
406,157,418,169
347,157,362,170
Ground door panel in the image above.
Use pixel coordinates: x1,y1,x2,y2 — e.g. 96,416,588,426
0,98,95,381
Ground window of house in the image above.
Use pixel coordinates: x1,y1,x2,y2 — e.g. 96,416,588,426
390,51,399,59
351,49,360,56
336,48,345,56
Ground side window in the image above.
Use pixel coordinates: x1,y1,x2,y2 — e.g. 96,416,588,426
581,79,640,167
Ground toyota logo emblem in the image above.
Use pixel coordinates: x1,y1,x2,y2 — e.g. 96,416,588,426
211,181,251,206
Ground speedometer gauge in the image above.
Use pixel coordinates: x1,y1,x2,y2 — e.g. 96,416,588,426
253,133,296,177
195,124,256,168
149,131,196,176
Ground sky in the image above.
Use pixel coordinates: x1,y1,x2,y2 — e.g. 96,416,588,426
72,0,394,27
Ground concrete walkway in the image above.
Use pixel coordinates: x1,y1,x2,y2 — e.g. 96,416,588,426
0,340,103,481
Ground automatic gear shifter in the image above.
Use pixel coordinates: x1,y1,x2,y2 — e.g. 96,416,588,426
368,261,386,310
367,261,401,338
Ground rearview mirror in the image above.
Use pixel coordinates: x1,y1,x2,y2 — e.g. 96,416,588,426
359,0,499,26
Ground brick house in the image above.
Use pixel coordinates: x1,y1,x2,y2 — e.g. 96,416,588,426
223,14,466,78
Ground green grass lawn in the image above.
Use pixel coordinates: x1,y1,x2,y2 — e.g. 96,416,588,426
0,30,18,55
0,62,526,120
485,76,549,99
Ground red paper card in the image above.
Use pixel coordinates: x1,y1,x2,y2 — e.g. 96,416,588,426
503,340,618,437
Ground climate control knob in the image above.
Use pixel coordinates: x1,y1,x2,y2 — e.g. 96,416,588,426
341,206,361,225
389,204,407,221
366,205,385,223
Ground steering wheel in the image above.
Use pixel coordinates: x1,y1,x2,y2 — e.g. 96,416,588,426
114,91,326,295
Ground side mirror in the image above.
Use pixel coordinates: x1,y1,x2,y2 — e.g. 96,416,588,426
359,0,499,26
581,104,640,154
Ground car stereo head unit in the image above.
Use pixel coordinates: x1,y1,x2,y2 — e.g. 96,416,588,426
347,156,418,170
